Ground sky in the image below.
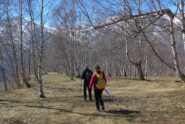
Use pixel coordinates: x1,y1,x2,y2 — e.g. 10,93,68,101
76,0,182,24
1,0,182,26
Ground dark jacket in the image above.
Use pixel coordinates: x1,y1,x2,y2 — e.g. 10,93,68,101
81,68,93,85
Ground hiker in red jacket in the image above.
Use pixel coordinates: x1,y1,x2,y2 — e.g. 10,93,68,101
89,65,107,111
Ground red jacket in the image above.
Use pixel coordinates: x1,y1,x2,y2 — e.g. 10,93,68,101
89,71,107,90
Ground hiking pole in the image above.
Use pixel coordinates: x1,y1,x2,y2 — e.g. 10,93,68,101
104,89,112,99
80,79,83,94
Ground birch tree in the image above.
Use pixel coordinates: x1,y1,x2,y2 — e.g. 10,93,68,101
0,43,8,91
27,0,45,97
180,0,185,52
19,0,31,88
6,0,21,88
52,0,88,77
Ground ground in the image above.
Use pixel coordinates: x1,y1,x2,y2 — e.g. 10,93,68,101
0,73,185,124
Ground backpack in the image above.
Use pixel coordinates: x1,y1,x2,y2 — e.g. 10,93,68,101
95,72,105,89
85,70,93,83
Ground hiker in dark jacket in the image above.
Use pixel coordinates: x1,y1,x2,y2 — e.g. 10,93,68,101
81,65,93,101
89,65,106,111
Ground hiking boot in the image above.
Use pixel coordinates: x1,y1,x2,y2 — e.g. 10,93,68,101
101,106,105,110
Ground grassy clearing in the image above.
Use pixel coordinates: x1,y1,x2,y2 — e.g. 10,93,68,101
0,73,185,124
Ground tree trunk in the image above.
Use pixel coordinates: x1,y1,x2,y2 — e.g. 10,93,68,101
0,53,8,91
27,0,45,97
180,0,185,51
19,0,31,88
136,62,144,80
37,0,46,98
169,13,185,82
37,67,45,98
6,1,21,88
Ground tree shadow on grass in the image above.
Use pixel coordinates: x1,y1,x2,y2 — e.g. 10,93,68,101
103,96,121,102
107,109,140,115
25,105,114,117
0,98,140,121
0,99,22,103
144,79,172,83
2,118,26,124
0,99,110,117
106,109,140,121
25,104,141,121
73,95,120,103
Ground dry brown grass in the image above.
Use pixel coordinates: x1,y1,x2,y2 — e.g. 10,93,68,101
0,73,185,124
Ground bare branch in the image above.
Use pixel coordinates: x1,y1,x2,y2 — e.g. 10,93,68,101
93,9,173,29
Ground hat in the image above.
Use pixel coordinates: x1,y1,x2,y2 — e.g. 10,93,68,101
95,65,100,71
